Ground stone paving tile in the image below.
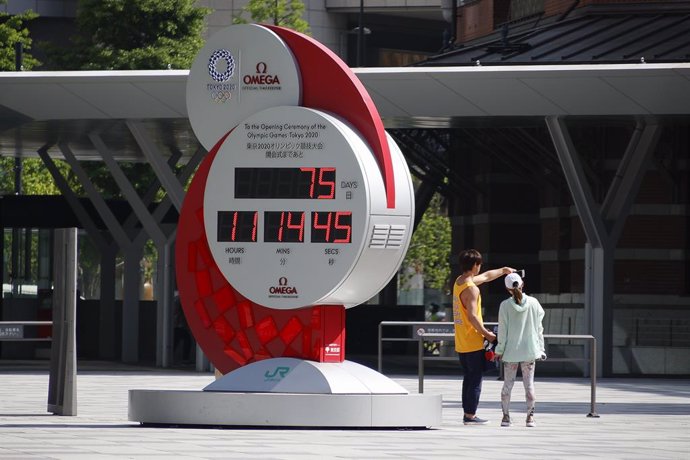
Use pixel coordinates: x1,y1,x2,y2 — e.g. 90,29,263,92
0,367,688,459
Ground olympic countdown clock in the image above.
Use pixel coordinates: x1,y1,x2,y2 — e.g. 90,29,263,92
130,23,441,430
204,105,414,309
176,24,415,373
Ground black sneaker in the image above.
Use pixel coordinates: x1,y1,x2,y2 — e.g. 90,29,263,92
463,416,490,425
501,414,511,427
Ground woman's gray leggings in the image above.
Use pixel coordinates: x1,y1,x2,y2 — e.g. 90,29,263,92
501,360,536,416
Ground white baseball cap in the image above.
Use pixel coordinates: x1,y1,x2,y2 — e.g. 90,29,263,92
504,272,523,289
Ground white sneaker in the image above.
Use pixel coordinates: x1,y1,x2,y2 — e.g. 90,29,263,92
501,414,511,427
526,414,536,427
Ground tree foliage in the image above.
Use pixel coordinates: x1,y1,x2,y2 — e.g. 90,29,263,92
2,1,211,297
45,0,210,70
0,157,77,195
401,193,451,291
0,0,40,70
233,0,310,34
17,157,73,195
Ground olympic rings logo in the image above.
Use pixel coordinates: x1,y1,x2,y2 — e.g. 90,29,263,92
211,90,232,103
208,49,235,82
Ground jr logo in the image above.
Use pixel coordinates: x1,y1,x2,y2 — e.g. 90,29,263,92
264,366,291,381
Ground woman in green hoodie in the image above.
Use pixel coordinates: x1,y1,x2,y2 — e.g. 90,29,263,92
495,272,545,428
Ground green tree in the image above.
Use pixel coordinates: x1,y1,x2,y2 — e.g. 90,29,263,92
0,157,76,196
401,193,451,292
0,2,68,200
19,158,75,195
0,0,40,70
37,0,211,296
45,0,210,70
233,0,310,34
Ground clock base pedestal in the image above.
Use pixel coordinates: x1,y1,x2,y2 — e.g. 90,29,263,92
128,359,441,428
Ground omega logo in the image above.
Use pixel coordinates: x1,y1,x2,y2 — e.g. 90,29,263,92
269,277,297,295
243,62,281,85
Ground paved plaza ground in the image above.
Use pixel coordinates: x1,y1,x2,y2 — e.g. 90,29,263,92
0,362,688,459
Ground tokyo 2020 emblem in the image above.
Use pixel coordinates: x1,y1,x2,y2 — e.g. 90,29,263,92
208,49,235,82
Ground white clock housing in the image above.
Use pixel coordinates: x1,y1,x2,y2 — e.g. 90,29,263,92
204,106,414,309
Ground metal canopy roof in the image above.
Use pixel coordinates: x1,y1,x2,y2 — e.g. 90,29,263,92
417,6,690,66
1,64,690,161
0,70,195,161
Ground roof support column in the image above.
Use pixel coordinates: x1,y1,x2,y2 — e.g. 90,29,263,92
126,121,185,211
121,242,145,363
89,132,205,368
60,141,150,363
59,143,131,248
122,149,185,365
36,146,109,250
90,132,172,366
157,241,174,368
129,146,204,368
547,116,608,377
546,116,661,376
37,146,119,360
59,142,145,361
602,120,662,242
138,147,204,368
90,133,167,246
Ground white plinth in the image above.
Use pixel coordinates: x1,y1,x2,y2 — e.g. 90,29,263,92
128,359,442,428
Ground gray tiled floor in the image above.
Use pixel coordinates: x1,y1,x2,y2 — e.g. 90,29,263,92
1,365,688,459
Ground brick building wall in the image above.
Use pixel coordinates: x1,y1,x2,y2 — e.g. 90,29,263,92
457,0,497,42
448,120,689,375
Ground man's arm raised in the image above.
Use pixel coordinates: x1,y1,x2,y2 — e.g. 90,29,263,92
473,267,515,286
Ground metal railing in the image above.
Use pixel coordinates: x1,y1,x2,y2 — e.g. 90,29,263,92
378,321,599,417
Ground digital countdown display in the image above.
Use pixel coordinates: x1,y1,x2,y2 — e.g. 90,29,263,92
217,210,352,243
203,105,414,309
234,167,336,199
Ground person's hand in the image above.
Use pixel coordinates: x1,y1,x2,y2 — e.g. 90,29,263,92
485,331,496,342
502,267,515,275
494,354,501,362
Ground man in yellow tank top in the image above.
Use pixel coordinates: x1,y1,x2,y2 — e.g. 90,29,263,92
453,249,514,425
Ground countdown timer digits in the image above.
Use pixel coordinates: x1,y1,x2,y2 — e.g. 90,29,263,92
225,166,350,243
234,167,336,199
203,105,413,310
219,210,352,243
